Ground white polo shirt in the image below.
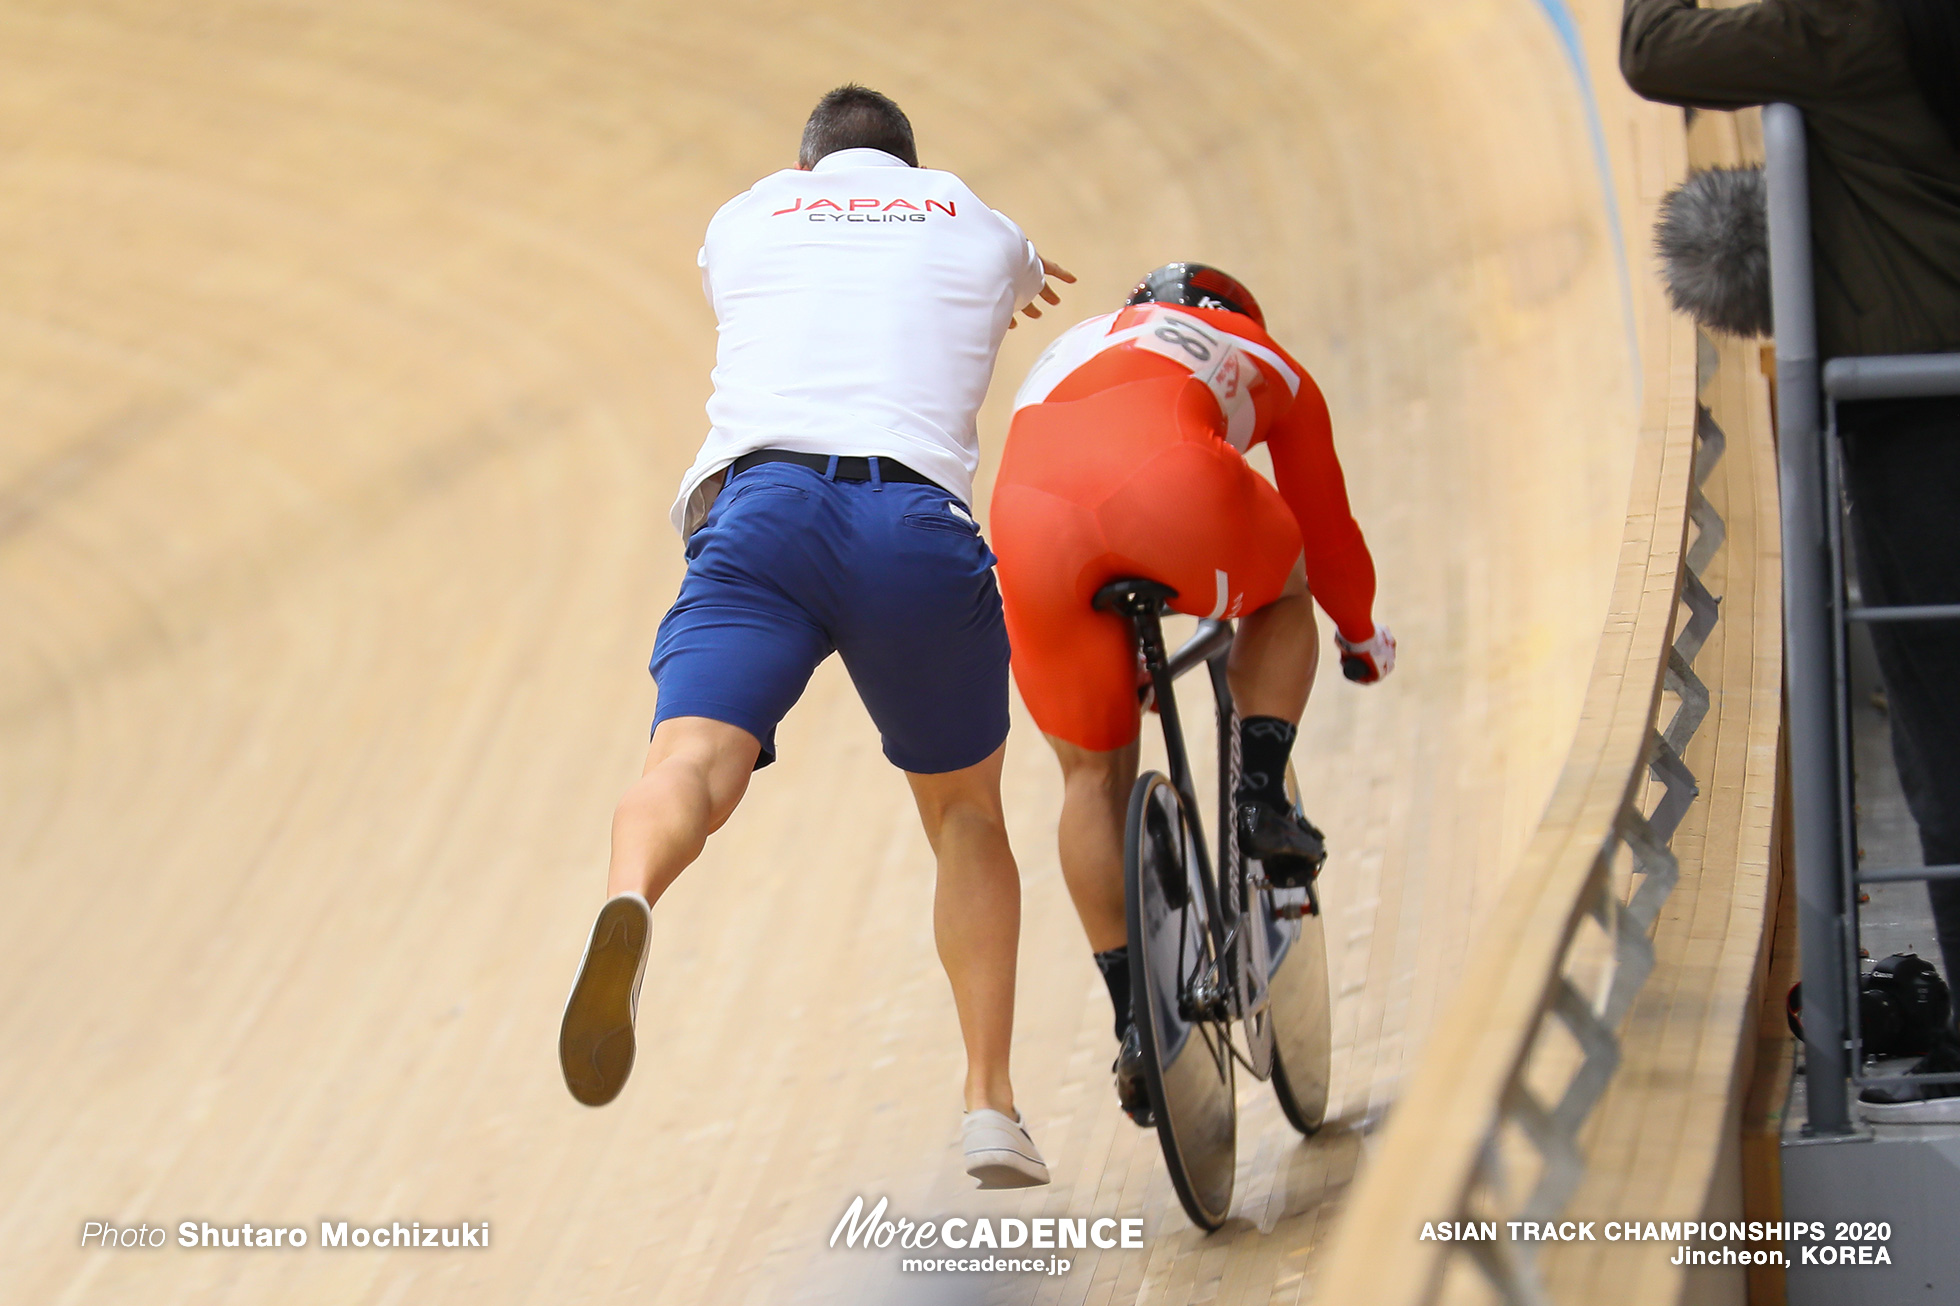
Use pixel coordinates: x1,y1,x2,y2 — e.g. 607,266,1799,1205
671,148,1046,536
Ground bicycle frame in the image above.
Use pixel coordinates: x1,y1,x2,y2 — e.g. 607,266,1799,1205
1099,582,1333,1228
1099,587,1272,1030
1102,591,1223,894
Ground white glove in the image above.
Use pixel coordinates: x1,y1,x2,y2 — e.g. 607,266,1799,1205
1336,623,1395,684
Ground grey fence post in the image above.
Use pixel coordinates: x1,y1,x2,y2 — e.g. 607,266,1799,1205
1765,102,1852,1134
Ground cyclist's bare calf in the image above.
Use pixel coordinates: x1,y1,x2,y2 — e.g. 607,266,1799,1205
1048,735,1139,953
1229,556,1318,720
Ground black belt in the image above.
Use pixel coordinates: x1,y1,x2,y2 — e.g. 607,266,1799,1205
729,448,944,489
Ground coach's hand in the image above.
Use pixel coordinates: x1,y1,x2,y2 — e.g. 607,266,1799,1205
1008,258,1076,328
1336,624,1396,684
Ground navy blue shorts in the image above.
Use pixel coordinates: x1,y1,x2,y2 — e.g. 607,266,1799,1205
649,459,1011,774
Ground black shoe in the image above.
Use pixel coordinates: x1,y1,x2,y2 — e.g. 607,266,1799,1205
1238,798,1326,888
1114,1024,1154,1127
1859,1030,1960,1123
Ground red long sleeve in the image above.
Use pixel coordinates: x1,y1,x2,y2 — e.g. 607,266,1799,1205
1262,371,1377,643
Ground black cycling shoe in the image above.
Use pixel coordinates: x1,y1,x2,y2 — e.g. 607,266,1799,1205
1238,798,1327,888
1114,1024,1155,1127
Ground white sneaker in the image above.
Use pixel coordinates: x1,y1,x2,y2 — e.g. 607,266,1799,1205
559,892,651,1107
962,1108,1051,1189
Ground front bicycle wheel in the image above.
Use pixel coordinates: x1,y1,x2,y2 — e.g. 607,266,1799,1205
1127,771,1235,1231
1264,765,1331,1134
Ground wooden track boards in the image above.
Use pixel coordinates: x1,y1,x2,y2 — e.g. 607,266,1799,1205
0,3,1643,1301
1539,108,1785,1306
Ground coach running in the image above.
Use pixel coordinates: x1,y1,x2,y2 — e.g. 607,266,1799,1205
557,85,1072,1189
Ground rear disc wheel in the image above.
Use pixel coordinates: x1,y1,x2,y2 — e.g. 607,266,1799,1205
1263,764,1331,1133
1265,905,1330,1133
1126,771,1236,1230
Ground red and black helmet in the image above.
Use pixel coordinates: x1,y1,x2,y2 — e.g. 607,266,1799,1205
1125,262,1265,327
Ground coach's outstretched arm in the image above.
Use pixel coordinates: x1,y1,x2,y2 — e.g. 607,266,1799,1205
1007,257,1076,328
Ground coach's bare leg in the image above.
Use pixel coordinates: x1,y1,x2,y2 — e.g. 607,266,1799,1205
1229,555,1318,722
607,716,762,904
907,744,1022,1115
1045,735,1139,953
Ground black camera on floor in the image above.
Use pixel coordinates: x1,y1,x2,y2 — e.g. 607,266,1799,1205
1786,952,1952,1059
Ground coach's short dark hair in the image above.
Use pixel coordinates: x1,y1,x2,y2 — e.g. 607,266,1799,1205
798,84,918,168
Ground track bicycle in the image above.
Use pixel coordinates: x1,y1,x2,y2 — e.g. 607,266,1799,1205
1094,578,1333,1232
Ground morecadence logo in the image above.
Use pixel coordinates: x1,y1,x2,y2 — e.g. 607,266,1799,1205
830,1195,1143,1273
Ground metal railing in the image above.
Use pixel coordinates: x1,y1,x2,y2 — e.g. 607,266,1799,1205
1768,101,1960,1120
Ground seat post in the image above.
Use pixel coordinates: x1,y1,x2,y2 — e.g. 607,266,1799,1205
1094,581,1205,851
1134,601,1200,797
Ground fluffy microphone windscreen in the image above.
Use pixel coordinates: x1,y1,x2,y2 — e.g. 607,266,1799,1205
1654,166,1772,338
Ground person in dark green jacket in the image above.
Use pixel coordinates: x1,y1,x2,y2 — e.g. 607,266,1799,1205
1624,0,1960,359
1623,0,1960,1122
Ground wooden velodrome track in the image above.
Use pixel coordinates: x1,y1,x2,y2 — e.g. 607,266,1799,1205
0,2,1669,1302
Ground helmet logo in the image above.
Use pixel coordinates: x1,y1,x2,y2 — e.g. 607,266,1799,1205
1125,262,1265,327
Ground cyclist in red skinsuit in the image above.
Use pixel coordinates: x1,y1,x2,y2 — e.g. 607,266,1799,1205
989,263,1394,1125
